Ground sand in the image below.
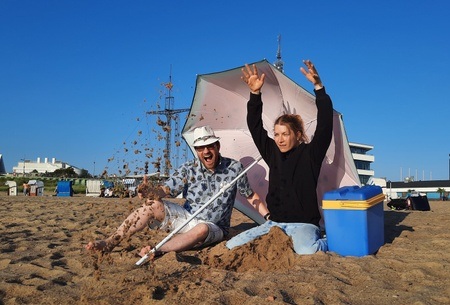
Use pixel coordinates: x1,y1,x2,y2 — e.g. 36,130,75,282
1,193,450,305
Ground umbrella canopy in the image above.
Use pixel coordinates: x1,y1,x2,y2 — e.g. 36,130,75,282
182,59,360,224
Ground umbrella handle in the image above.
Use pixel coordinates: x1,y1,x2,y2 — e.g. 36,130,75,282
135,155,262,266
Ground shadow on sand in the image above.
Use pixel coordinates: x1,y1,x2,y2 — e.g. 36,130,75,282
383,209,413,244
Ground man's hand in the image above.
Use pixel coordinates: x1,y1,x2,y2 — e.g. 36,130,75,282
138,245,156,259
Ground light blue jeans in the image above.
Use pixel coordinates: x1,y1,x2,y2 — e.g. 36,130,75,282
226,220,327,254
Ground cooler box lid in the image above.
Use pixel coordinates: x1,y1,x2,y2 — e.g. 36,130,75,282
323,185,384,210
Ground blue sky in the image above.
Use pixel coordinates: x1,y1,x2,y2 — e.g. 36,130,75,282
1,1,449,181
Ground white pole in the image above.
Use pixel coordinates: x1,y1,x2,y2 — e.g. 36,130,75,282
135,156,262,266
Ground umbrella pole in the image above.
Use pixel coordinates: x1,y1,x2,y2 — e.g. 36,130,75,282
135,156,262,266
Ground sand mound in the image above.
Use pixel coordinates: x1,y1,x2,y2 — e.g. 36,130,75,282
202,226,297,272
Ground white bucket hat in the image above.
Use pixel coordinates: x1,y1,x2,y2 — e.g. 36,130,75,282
192,126,220,146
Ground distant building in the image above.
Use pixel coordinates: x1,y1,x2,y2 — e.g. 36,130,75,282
388,180,450,199
349,142,374,185
12,157,82,176
0,154,6,175
369,178,450,200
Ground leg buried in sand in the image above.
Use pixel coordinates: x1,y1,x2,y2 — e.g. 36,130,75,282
85,199,223,260
85,199,165,253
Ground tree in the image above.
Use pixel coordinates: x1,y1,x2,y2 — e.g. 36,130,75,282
52,167,78,178
78,169,92,178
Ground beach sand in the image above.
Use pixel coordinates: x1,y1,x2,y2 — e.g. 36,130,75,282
1,193,450,305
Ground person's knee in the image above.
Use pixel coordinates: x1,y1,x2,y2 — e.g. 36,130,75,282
194,223,210,240
139,200,165,222
299,238,327,254
289,224,324,254
295,243,320,255
151,200,166,220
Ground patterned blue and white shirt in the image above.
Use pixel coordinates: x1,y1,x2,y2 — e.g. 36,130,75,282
164,155,254,235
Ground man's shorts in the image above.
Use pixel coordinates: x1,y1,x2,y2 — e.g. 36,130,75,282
151,200,224,247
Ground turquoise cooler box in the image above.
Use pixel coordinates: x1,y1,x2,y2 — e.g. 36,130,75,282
322,185,385,257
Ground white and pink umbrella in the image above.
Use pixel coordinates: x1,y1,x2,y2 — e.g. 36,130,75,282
182,59,360,224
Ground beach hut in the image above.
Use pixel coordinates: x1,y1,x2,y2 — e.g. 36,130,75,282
123,178,141,197
5,181,17,196
57,180,73,197
101,180,115,197
27,180,44,196
86,179,102,197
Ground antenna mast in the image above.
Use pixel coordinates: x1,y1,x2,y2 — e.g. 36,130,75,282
274,34,284,73
147,66,189,176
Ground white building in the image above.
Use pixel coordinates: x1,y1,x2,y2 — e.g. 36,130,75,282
349,142,375,185
12,157,81,176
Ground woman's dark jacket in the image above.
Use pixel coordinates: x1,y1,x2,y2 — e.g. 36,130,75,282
247,88,333,226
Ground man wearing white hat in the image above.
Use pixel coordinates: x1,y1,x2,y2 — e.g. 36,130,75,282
86,125,269,258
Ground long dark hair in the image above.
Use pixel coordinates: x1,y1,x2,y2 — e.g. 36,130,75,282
274,114,309,143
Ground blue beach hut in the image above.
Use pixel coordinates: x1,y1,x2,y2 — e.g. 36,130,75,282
57,181,73,197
